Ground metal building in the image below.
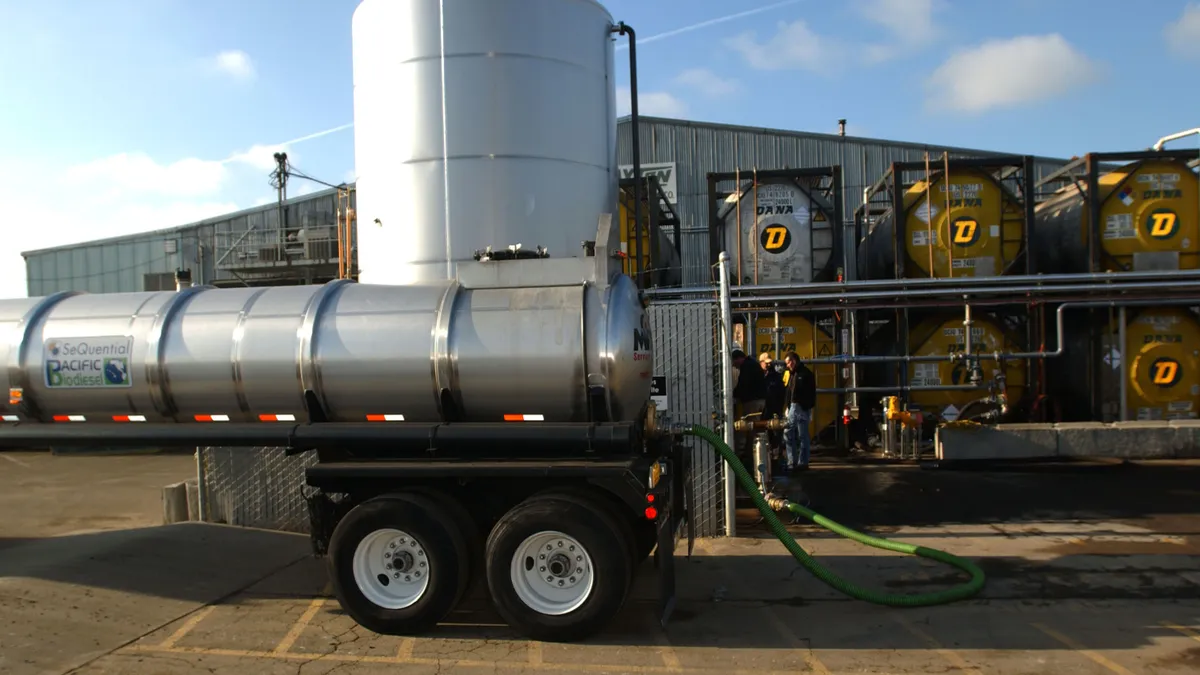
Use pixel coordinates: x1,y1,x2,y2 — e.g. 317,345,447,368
23,186,356,297
24,115,1073,295
616,116,1073,285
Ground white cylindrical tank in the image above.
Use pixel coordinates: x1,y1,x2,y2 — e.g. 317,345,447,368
352,0,619,285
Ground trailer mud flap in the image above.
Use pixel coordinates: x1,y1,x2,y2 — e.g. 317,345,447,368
655,497,676,629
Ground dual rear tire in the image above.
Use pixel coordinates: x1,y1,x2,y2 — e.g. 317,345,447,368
328,489,634,642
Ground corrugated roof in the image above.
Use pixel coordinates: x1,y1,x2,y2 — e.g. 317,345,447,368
616,115,1070,164
20,184,353,257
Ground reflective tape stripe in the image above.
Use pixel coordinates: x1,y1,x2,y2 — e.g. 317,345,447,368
53,415,86,422
2,415,19,422
112,415,147,422
258,414,297,422
503,414,545,422
365,414,405,422
194,414,230,422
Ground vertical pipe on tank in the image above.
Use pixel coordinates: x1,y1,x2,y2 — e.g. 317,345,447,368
1119,306,1128,421
612,23,642,287
717,251,736,537
437,0,453,279
174,269,193,291
774,311,781,358
752,168,759,285
735,168,743,283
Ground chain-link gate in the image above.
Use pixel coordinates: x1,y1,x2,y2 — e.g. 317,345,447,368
646,299,725,537
197,298,727,538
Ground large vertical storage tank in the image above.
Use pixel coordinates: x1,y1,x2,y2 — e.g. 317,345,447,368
351,0,618,285
721,180,837,286
858,167,1027,279
1034,158,1199,273
862,313,1029,421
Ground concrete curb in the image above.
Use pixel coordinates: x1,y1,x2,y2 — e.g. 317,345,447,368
937,420,1200,461
163,478,202,524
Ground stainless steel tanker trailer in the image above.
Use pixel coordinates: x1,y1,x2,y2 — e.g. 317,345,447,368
0,0,697,644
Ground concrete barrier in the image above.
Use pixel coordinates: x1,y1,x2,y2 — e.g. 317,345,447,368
936,420,1200,461
162,478,201,524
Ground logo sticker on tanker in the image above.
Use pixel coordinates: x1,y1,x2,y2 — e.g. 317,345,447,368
1145,209,1179,240
760,225,792,253
1150,357,1181,387
44,336,133,389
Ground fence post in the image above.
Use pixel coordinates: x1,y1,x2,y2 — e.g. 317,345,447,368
717,251,736,537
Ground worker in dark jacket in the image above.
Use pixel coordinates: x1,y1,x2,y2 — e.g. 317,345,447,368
781,351,817,471
759,352,786,465
759,352,785,421
731,349,767,461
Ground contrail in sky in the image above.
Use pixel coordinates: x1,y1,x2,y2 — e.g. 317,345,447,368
280,122,355,146
616,0,802,49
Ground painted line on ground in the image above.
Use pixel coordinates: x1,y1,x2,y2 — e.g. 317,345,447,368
891,613,984,675
1031,622,1137,675
158,606,217,649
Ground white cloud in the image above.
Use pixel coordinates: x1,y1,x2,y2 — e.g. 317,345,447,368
1165,3,1200,58
857,0,938,43
674,68,740,97
226,144,288,172
62,153,228,199
725,20,843,73
616,88,688,118
212,49,255,81
924,34,1102,114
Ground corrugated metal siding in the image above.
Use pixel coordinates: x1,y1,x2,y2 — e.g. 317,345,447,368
23,187,356,297
617,117,1071,285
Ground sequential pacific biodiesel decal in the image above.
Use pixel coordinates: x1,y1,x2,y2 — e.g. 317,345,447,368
44,337,133,388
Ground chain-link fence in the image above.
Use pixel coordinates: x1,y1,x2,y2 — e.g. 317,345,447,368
197,296,728,538
646,299,725,537
198,446,316,533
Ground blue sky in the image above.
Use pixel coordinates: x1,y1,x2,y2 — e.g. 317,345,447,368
1,0,1199,297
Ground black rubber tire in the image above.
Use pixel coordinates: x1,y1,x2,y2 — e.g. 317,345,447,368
328,494,467,635
528,487,640,583
485,495,632,642
400,487,484,605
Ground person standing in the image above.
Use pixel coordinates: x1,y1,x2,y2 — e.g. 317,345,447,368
731,349,767,463
781,351,816,472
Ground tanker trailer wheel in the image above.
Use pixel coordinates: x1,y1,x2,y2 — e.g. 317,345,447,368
328,493,468,636
528,487,641,581
484,495,632,642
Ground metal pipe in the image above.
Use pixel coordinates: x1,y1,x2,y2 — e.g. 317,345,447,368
666,279,1200,307
789,296,1200,365
644,268,1200,298
612,22,642,286
1119,305,1128,422
1152,128,1200,151
716,251,736,538
818,384,981,394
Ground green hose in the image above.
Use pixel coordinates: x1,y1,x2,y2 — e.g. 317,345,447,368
685,424,986,607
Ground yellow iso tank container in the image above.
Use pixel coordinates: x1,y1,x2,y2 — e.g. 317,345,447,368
617,185,680,284
1035,158,1199,272
1118,308,1200,421
858,167,1026,279
750,314,839,436
905,314,1029,420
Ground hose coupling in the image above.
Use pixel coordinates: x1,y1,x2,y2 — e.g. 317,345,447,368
765,495,790,512
734,418,785,432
